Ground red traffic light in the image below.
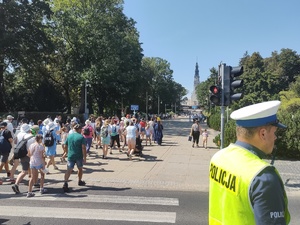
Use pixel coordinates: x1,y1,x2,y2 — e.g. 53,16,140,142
210,85,220,94
209,85,222,106
213,87,218,94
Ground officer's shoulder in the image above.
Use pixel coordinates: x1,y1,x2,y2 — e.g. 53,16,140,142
257,165,280,182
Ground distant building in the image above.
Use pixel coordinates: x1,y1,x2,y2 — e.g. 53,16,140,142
190,62,200,106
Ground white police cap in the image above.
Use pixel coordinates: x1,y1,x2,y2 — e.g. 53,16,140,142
230,100,286,128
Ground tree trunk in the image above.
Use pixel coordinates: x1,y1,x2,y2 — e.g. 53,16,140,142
63,86,72,114
97,101,104,115
0,64,6,111
79,84,85,114
0,2,7,111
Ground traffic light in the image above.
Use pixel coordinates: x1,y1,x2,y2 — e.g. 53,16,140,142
209,85,222,106
223,65,244,106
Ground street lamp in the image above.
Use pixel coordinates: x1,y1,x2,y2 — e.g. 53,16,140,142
175,102,177,115
157,95,163,115
146,92,148,120
158,95,160,115
84,80,90,120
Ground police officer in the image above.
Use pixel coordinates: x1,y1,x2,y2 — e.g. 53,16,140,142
209,100,290,225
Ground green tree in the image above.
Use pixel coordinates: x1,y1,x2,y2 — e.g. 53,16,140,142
196,67,218,109
0,0,54,110
49,0,143,114
140,57,187,114
209,49,300,158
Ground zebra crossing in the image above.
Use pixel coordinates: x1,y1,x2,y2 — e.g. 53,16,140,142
0,192,179,223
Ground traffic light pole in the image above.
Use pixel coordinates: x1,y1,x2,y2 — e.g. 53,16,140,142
212,63,243,150
220,64,225,149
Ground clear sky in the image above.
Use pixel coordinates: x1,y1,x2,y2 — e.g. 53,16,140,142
123,0,300,98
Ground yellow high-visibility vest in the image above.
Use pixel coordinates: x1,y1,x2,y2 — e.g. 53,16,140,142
209,144,290,225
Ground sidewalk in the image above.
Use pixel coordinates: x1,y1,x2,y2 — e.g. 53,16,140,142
43,117,217,192
41,117,300,193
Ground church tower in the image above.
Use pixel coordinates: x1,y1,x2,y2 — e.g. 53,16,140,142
191,62,200,106
194,62,200,89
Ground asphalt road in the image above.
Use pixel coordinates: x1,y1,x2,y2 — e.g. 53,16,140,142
1,186,299,225
0,187,208,225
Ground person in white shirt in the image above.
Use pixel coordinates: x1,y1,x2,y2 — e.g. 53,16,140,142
27,135,47,197
11,124,35,194
4,115,15,164
4,115,15,139
42,119,50,138
124,121,138,160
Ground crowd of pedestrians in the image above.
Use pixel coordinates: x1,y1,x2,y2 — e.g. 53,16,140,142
0,113,164,197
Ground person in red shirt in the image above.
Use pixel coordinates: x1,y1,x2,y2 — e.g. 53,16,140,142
139,118,146,140
82,120,94,155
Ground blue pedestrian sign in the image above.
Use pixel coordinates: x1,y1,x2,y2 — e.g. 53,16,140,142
131,105,139,111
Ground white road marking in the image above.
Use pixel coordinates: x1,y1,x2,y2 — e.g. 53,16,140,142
0,206,177,223
0,192,179,223
1,193,179,206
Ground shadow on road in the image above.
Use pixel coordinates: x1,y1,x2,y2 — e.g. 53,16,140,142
285,178,300,188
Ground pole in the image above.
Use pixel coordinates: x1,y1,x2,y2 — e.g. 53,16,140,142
158,95,160,115
121,97,124,117
146,92,148,120
227,106,229,123
84,80,90,120
220,64,225,150
84,80,88,120
175,102,176,115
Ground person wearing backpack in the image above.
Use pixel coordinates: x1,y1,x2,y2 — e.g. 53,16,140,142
109,119,121,154
100,119,111,159
9,119,28,184
11,123,35,194
0,122,13,185
41,118,50,142
54,117,62,145
44,122,59,172
95,117,103,149
82,120,94,155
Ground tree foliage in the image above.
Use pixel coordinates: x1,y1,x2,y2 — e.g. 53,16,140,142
207,49,300,159
140,57,187,114
0,0,54,110
1,0,186,116
196,67,218,109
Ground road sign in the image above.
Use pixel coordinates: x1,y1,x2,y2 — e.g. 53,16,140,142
192,105,198,109
131,105,139,111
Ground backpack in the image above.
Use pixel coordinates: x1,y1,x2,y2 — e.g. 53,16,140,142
0,130,11,154
83,126,90,135
100,126,108,138
44,130,55,147
111,125,117,136
135,123,140,131
14,135,34,159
